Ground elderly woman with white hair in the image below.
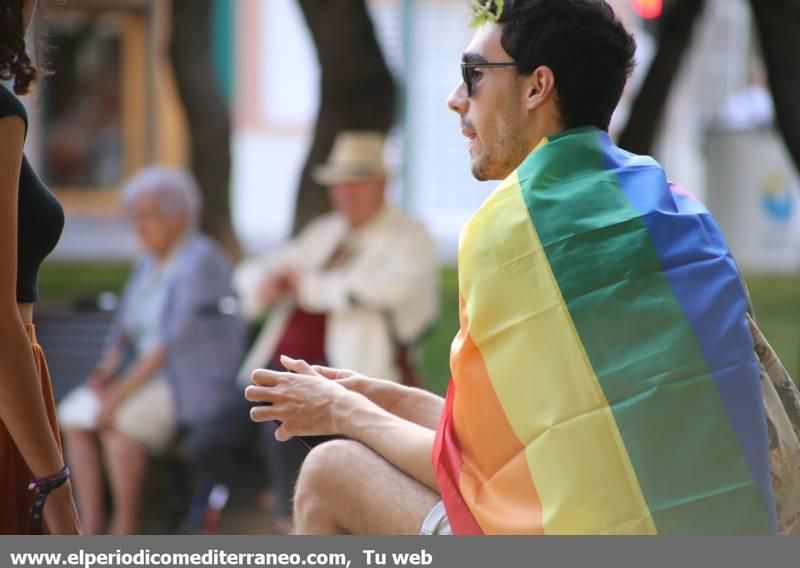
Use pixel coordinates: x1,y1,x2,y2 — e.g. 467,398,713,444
58,167,246,534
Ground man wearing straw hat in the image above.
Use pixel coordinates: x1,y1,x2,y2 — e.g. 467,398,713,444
185,130,438,533
235,130,438,392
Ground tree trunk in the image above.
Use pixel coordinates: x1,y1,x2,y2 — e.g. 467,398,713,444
618,0,706,155
293,0,396,235
169,0,241,259
749,0,800,172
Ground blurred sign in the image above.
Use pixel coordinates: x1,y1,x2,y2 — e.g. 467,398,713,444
762,172,795,224
631,0,663,19
706,129,800,274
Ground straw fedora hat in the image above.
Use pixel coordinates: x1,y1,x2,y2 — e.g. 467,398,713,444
312,131,389,186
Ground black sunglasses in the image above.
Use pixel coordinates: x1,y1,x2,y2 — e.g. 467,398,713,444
461,61,517,97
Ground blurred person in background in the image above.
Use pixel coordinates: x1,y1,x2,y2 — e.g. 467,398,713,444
0,0,81,534
58,167,246,534
182,131,439,534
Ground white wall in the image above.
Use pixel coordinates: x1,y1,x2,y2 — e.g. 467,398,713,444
232,0,315,254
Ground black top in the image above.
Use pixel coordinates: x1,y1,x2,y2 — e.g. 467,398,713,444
0,86,64,303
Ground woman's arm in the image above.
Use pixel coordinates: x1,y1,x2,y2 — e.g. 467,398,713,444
0,116,79,533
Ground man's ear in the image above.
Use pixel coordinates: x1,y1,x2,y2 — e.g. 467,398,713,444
525,65,556,111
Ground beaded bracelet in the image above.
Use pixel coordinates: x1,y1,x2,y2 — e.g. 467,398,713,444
28,465,70,534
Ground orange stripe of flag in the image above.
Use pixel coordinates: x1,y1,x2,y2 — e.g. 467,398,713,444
450,296,545,534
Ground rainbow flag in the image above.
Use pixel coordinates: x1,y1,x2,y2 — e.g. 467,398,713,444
433,127,777,534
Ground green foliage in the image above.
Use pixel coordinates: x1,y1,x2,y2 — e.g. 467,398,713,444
745,274,800,381
38,262,132,305
418,268,459,395
469,0,504,28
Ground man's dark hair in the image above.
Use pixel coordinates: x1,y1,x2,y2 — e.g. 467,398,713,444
491,0,636,131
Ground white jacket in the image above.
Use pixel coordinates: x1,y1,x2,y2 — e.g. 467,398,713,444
235,205,439,384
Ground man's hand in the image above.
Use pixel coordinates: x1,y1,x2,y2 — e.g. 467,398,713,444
260,270,301,306
309,364,404,414
282,270,300,293
245,356,359,441
259,275,288,306
246,356,440,490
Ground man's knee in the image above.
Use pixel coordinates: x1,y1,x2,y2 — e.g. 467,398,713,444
294,440,368,513
297,440,363,487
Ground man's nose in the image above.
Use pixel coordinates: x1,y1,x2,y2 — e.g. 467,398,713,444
447,82,468,115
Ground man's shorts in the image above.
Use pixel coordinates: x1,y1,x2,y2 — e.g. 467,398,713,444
419,501,452,535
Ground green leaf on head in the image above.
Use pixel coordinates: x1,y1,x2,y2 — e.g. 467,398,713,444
469,0,505,28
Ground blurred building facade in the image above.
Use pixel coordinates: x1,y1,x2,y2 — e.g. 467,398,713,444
23,0,219,259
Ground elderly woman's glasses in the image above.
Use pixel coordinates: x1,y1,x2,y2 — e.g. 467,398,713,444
461,61,517,97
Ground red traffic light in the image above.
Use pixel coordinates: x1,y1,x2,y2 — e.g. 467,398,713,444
632,0,663,19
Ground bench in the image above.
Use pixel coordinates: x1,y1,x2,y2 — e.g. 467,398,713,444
34,308,114,404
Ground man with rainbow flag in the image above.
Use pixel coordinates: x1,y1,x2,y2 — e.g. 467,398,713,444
245,0,797,534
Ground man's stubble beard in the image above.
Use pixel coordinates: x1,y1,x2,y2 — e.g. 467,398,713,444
470,108,530,182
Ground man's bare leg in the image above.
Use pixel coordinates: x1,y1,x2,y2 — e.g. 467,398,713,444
293,439,440,535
